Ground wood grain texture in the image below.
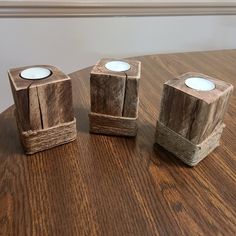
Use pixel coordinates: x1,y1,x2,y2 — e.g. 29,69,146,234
9,65,74,130
17,118,77,155
89,112,137,136
90,58,127,116
159,72,233,144
155,121,225,166
1,50,236,235
36,79,74,128
122,60,141,118
90,58,140,117
90,74,126,116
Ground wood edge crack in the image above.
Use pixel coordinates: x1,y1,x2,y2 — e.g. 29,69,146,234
36,86,44,129
122,71,128,117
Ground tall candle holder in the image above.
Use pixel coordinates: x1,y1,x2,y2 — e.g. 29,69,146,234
9,65,77,154
89,59,141,136
155,72,233,166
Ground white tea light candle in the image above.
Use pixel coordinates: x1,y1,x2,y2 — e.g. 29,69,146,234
185,77,215,91
105,61,131,72
20,67,51,80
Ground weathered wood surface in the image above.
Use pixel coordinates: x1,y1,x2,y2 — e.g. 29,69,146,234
122,60,141,118
9,65,74,130
0,50,236,235
18,118,77,154
90,59,127,116
90,59,141,118
90,73,126,116
155,121,225,166
8,65,76,153
89,112,137,136
159,72,233,144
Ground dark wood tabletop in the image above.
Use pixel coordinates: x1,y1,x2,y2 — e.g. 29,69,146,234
0,50,236,236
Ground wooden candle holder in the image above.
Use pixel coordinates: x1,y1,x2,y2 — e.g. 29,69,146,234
155,72,233,166
89,58,141,136
9,65,77,154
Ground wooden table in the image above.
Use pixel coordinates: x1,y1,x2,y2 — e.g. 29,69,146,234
0,50,236,236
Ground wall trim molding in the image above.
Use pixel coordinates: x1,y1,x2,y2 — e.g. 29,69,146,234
1,1,236,17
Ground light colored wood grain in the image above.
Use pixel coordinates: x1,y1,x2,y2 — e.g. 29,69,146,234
89,112,138,137
155,121,225,166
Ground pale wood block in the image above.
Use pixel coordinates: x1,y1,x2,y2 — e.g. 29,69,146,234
89,112,138,137
156,72,233,166
90,58,141,136
9,65,77,154
159,72,233,144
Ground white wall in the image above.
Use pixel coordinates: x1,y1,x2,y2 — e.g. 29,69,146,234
1,15,236,112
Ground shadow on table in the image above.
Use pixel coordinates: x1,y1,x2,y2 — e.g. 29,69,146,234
74,106,89,133
152,143,191,168
137,121,190,168
0,108,24,156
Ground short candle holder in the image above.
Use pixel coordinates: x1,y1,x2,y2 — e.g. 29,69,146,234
155,72,233,166
9,65,77,154
89,58,141,136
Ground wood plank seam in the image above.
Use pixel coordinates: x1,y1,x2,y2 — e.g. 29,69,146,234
122,71,128,117
36,85,43,129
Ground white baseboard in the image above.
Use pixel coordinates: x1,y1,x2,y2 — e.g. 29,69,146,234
0,1,236,17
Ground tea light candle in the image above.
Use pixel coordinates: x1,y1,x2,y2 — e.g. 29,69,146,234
20,67,51,80
185,77,215,91
105,61,130,72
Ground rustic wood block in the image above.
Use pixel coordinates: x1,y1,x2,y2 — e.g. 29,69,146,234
159,72,233,144
9,65,77,154
89,112,138,137
90,58,141,136
156,72,233,166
